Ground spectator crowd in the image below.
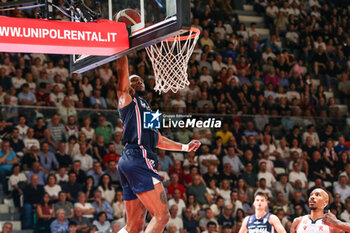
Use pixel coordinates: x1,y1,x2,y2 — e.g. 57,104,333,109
1,0,350,233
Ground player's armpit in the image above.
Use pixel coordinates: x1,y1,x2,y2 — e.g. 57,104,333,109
290,217,302,233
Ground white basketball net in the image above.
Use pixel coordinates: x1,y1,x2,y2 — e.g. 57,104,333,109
146,27,200,94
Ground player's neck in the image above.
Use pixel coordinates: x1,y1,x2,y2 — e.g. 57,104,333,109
310,209,324,221
255,210,266,218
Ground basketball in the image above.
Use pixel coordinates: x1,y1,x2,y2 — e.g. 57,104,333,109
114,9,141,26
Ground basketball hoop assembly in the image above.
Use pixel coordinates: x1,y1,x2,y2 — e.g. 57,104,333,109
146,27,200,94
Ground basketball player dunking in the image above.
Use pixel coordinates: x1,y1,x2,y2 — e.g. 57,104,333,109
116,56,201,233
239,192,286,233
291,188,343,233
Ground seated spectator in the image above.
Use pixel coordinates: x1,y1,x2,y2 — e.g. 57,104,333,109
56,167,68,184
334,175,350,204
98,174,115,204
288,162,308,189
95,115,113,144
104,160,120,187
183,207,200,233
9,128,25,155
168,188,186,218
65,116,79,138
91,190,114,220
335,136,350,153
274,174,294,200
93,135,107,162
81,117,95,142
16,115,29,140
40,129,58,153
254,178,273,199
39,142,59,172
240,162,258,189
92,212,111,233
158,149,173,173
18,83,36,106
198,145,220,175
47,114,68,142
44,174,61,202
199,208,218,232
167,205,184,233
82,176,96,202
61,171,81,202
167,173,186,200
71,208,91,233
217,180,231,205
340,201,350,222
50,85,66,107
257,162,276,188
9,164,27,209
102,143,120,167
0,141,18,193
36,193,54,232
217,205,234,231
23,128,40,152
169,160,185,184
74,192,94,220
187,174,212,206
53,191,74,219
215,123,233,146
222,147,244,176
50,209,69,233
90,89,107,109
56,142,73,168
23,174,45,229
112,190,125,222
307,151,327,182
73,144,93,172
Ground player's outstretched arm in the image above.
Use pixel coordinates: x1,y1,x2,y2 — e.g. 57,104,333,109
290,217,301,233
270,214,287,233
323,210,349,233
116,56,132,108
156,132,201,152
238,216,249,233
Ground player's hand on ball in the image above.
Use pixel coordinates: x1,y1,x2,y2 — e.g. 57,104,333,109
188,140,201,152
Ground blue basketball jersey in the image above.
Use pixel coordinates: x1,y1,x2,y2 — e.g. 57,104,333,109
118,94,159,151
246,212,274,233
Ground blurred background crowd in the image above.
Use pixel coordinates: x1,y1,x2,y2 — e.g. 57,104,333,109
1,0,350,232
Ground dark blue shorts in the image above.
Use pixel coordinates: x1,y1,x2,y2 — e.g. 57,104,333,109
117,145,162,200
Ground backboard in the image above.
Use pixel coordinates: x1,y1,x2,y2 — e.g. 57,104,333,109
70,0,191,73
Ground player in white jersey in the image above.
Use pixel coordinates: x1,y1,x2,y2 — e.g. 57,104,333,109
291,188,342,233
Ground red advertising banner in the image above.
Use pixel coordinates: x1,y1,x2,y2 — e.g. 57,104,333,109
0,16,130,56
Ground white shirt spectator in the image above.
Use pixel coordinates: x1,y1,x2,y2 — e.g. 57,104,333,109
54,67,69,81
8,172,27,191
74,202,94,218
285,31,299,44
23,138,40,150
16,125,29,140
302,132,320,146
266,5,279,18
44,184,62,198
56,173,68,183
212,61,227,73
334,184,350,204
73,153,93,172
289,170,308,188
199,154,219,174
167,217,183,233
98,186,115,204
168,198,186,217
340,209,350,222
81,127,95,141
200,74,213,86
258,171,276,188
12,77,27,90
314,41,326,51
